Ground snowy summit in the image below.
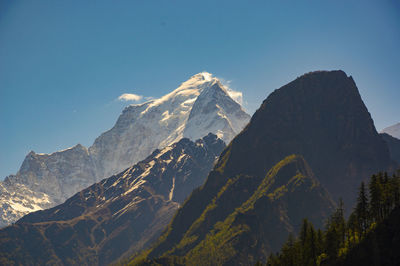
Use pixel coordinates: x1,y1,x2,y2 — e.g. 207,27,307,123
0,72,250,227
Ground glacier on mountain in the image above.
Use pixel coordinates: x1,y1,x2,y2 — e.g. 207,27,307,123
0,72,250,227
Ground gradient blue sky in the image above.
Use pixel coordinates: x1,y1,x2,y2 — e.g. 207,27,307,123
1,1,399,179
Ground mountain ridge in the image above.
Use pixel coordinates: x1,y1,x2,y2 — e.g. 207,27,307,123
139,70,396,265
0,134,225,265
136,155,335,265
0,72,250,227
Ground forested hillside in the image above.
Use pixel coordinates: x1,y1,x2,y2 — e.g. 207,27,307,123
266,170,400,266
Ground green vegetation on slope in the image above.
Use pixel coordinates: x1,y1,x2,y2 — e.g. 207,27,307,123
132,155,335,266
131,71,396,266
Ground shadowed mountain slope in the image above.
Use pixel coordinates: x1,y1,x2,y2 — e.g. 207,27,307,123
140,70,395,264
380,133,400,165
136,155,334,265
0,134,225,266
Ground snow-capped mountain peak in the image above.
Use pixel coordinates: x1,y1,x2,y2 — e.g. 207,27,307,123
90,72,250,178
139,72,219,116
0,72,250,227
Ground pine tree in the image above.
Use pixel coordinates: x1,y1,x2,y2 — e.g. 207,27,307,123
308,225,318,266
346,212,359,246
299,219,310,265
324,200,345,261
325,226,339,261
335,198,346,245
355,182,369,236
316,229,324,255
280,233,296,266
393,173,400,207
262,169,400,265
300,219,309,246
369,174,382,222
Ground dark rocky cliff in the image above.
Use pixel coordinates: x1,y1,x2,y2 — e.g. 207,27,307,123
144,71,395,263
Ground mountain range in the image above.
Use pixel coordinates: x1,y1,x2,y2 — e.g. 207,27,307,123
0,134,225,265
0,72,250,228
137,70,397,265
0,70,398,266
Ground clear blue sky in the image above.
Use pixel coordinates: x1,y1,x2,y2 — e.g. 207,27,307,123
1,0,399,179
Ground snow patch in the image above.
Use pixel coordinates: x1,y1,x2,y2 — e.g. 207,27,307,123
169,177,175,201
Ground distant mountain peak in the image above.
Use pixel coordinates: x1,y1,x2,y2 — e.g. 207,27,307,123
141,70,394,265
382,122,400,139
0,72,250,227
0,134,226,265
177,72,217,90
189,71,214,81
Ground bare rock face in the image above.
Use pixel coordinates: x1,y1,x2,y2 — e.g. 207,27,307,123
143,70,396,265
215,70,395,206
0,73,250,227
0,134,225,265
11,144,96,204
0,145,96,228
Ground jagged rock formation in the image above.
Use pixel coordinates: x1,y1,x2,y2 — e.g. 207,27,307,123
381,122,400,139
0,145,95,228
380,133,400,165
89,72,249,178
0,72,250,227
0,134,225,266
138,70,395,265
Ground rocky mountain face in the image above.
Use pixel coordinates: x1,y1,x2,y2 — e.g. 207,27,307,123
0,182,52,228
139,70,395,265
0,145,96,228
214,70,394,206
89,72,249,179
0,134,225,266
381,122,400,139
380,133,400,165
0,72,250,227
138,155,334,265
